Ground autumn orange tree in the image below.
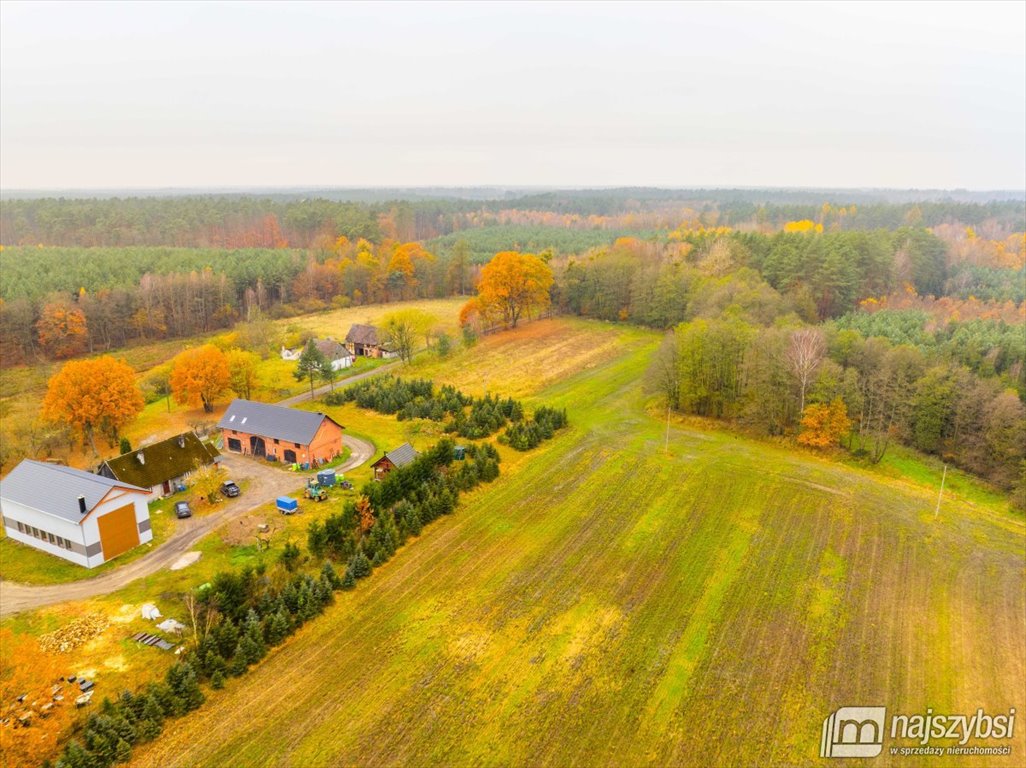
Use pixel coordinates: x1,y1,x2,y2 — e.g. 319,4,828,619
797,398,852,449
465,251,553,329
170,344,231,413
357,495,375,535
36,300,89,359
0,629,76,768
41,356,143,453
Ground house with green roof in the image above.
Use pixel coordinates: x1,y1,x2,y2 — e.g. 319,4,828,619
97,432,220,497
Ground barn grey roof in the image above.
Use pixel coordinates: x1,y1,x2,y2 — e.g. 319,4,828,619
375,442,418,469
217,399,342,445
315,338,352,361
345,324,382,346
0,459,148,523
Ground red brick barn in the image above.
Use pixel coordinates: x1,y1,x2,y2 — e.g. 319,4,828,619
218,399,344,466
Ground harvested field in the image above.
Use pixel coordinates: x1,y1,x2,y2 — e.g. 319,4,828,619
118,319,1025,767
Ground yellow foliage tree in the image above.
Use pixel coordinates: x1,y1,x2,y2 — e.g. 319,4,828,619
171,344,231,413
41,356,143,453
783,220,824,234
381,308,437,363
797,398,852,449
226,348,261,399
473,251,554,329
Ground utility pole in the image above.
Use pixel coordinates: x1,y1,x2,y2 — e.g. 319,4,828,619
665,404,671,452
934,464,947,518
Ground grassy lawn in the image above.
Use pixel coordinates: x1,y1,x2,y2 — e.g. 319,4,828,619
849,441,1014,513
123,318,1025,768
274,297,465,342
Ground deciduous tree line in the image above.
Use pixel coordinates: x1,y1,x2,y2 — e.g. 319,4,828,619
658,319,1026,491
0,239,474,365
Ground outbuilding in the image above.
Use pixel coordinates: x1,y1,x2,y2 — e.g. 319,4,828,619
344,324,398,359
0,460,153,568
371,442,419,479
217,399,345,466
97,432,220,497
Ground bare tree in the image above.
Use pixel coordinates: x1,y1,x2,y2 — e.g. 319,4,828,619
786,328,826,414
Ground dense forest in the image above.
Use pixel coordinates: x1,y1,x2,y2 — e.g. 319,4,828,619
549,231,1024,490
0,191,1022,494
0,240,467,364
2,191,1022,249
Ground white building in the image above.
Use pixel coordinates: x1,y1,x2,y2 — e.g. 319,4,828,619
281,338,355,370
0,460,153,568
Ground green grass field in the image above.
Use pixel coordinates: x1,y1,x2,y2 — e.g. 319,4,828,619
129,319,1026,768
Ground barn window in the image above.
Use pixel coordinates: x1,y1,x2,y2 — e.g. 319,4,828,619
16,521,23,533
274,439,279,444
294,442,301,448
48,532,55,544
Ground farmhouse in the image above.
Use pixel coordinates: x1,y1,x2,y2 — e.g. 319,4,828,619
218,399,345,466
372,442,419,479
345,324,398,359
314,338,355,370
0,460,152,568
280,338,355,370
97,432,220,497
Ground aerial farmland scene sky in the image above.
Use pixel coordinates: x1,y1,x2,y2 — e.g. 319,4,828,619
0,2,1023,768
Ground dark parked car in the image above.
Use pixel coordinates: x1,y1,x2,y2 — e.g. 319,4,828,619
174,501,192,519
221,481,241,498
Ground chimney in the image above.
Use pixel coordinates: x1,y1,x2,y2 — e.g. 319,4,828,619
77,495,87,515
137,452,145,465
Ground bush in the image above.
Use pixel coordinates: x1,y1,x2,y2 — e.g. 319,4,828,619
436,332,452,358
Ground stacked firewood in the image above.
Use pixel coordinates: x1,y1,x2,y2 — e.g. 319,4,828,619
38,614,109,653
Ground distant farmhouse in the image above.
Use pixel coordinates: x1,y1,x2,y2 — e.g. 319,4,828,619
97,432,220,497
0,460,152,567
281,338,355,370
345,324,398,359
371,442,418,479
313,338,355,370
218,399,344,466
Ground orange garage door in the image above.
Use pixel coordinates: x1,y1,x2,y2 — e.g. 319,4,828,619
97,503,140,561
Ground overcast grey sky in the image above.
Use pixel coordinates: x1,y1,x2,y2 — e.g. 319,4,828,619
1,1,1023,190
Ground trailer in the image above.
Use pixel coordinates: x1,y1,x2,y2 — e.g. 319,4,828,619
276,496,299,515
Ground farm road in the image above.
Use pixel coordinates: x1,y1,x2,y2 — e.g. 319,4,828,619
276,361,401,406
0,437,373,617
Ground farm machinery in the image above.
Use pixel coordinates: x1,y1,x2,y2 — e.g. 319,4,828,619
304,480,328,502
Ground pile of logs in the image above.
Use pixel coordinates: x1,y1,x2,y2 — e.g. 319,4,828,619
38,613,109,653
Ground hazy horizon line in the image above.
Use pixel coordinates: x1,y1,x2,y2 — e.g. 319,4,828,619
2,184,1024,195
